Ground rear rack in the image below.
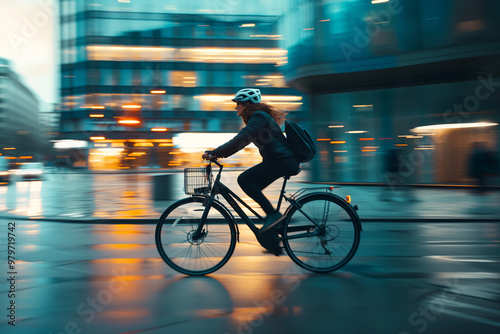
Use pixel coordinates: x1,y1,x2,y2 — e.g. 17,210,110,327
290,185,341,199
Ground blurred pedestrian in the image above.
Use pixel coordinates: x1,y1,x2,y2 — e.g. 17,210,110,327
380,147,418,202
380,147,402,201
467,142,499,214
467,142,489,193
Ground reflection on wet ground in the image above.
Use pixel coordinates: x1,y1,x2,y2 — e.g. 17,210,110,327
2,220,499,333
0,171,499,220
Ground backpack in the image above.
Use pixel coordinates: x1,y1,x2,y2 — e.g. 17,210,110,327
284,120,316,163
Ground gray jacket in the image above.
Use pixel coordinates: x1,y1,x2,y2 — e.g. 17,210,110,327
210,111,296,161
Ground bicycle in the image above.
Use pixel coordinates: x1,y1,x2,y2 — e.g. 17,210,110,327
155,159,362,276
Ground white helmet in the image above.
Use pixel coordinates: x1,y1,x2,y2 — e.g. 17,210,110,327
232,88,261,104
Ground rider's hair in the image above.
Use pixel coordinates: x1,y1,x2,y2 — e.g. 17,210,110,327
240,102,286,126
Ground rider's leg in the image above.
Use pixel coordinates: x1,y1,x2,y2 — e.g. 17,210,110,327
237,158,297,224
238,162,276,214
238,159,298,256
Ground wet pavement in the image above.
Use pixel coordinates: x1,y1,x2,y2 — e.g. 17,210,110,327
0,219,499,333
0,170,499,222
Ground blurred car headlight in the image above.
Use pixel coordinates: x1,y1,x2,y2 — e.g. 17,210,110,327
0,171,8,176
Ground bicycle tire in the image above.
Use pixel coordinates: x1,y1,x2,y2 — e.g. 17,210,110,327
155,196,237,275
282,193,361,273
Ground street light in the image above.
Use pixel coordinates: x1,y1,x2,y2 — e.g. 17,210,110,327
118,119,141,125
122,104,142,109
150,89,166,94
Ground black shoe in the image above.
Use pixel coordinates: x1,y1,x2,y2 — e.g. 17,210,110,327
262,247,283,256
256,229,282,256
260,212,283,234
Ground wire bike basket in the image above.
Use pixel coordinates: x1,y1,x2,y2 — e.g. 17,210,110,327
184,166,213,195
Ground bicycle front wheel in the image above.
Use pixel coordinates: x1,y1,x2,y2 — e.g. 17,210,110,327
282,194,361,273
155,196,237,275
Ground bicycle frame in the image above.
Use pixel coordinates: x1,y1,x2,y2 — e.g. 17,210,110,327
193,160,327,240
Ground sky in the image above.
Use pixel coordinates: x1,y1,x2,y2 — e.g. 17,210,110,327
0,0,59,109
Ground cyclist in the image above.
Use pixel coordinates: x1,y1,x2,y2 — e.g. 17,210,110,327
202,88,300,254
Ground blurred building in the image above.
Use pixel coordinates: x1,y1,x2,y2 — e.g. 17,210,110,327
39,104,61,138
39,104,62,159
279,0,500,185
0,58,41,160
58,0,306,169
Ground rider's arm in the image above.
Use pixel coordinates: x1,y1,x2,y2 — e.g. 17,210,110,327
207,113,267,158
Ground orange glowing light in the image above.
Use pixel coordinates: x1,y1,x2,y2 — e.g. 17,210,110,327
90,105,105,109
151,127,168,132
122,104,142,109
150,90,166,94
330,141,346,144
118,119,141,125
20,156,33,159
90,114,104,118
316,138,331,141
359,138,375,141
90,136,105,140
3,148,16,150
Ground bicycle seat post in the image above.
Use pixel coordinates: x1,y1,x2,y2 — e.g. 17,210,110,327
276,176,289,211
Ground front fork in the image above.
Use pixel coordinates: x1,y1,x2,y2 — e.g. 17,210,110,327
191,195,215,241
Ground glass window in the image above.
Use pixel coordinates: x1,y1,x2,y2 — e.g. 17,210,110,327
62,0,76,17
120,69,133,86
171,95,190,111
74,69,86,87
87,69,101,86
210,70,229,87
77,18,85,39
141,65,163,88
100,69,113,86
169,71,197,87
77,45,86,62
112,68,121,86
132,69,141,87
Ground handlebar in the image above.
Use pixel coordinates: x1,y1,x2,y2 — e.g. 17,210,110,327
203,155,222,168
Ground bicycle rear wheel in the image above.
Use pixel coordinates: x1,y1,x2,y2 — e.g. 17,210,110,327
155,196,237,275
282,193,361,273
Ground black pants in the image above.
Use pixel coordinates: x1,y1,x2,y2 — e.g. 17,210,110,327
237,158,299,215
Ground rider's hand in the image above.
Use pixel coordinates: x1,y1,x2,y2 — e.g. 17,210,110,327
202,151,215,160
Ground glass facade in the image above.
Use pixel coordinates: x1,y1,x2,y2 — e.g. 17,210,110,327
309,80,500,184
279,0,500,185
0,58,41,158
280,0,500,71
59,0,306,169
